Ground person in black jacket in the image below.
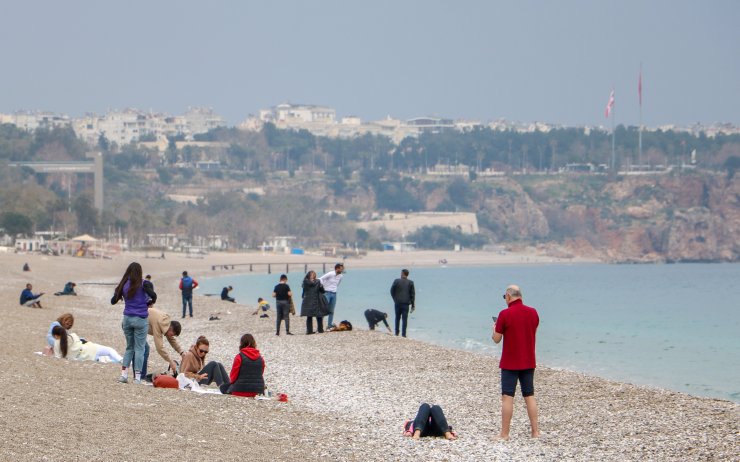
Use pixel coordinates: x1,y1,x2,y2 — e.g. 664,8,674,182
227,333,265,397
390,269,415,337
221,286,235,303
300,271,327,335
364,309,392,333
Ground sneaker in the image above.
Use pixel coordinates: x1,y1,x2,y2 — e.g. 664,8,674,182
118,376,128,384
133,379,142,385
286,332,294,335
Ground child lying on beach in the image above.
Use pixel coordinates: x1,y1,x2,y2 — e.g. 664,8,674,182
403,403,458,440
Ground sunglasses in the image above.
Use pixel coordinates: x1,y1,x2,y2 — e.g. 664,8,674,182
198,349,209,354
502,294,507,300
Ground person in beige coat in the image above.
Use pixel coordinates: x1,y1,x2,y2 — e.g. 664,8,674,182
141,308,184,380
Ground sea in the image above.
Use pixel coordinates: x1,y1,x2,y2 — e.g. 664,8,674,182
199,262,740,403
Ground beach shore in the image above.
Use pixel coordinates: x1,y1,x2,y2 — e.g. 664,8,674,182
1,250,737,461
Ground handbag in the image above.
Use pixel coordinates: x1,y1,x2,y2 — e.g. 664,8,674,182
289,297,296,315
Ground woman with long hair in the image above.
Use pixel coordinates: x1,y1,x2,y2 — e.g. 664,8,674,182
43,313,75,356
180,335,230,394
227,333,265,397
51,325,122,363
300,270,327,335
111,262,156,384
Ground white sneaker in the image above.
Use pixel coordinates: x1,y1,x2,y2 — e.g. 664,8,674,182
118,376,128,384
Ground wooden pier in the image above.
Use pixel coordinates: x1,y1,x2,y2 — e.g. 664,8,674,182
211,262,334,275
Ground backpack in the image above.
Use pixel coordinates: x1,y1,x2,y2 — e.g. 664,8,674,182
182,277,193,290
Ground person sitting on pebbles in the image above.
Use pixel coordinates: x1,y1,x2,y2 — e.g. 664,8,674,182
403,403,458,440
44,313,75,356
227,333,265,397
20,283,44,308
180,335,231,394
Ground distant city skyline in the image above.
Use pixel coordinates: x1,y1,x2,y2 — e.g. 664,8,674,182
1,1,738,127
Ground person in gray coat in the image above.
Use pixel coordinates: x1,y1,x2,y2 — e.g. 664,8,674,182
300,271,327,335
390,269,415,337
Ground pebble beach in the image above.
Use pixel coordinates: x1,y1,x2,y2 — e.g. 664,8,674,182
1,251,737,461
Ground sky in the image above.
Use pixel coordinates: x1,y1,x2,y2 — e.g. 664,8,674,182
1,1,738,127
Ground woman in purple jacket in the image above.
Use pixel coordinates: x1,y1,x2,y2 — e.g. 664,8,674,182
111,262,156,384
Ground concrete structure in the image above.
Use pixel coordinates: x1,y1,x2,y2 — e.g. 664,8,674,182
358,212,479,236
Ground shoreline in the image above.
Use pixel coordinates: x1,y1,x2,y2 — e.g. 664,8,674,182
2,252,737,461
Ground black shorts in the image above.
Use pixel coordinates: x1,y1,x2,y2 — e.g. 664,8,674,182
501,368,535,397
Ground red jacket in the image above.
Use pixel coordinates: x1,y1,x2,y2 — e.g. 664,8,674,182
229,346,265,397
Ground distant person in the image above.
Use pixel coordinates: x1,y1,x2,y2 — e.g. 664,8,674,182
390,269,415,337
319,263,345,329
44,313,75,356
252,298,271,317
272,274,293,336
227,333,265,397
20,283,44,308
111,262,155,384
300,271,328,334
364,309,392,333
221,286,235,303
180,335,230,394
143,274,154,291
140,308,183,382
179,271,199,318
52,325,122,363
492,284,540,440
22,262,30,272
403,403,457,440
54,282,77,296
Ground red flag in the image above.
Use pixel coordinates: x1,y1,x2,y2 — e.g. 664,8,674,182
605,89,615,118
638,69,642,107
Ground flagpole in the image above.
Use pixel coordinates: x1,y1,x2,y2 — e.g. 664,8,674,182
611,89,616,172
638,63,643,169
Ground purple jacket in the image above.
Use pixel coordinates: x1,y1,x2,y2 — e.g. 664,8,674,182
121,280,150,318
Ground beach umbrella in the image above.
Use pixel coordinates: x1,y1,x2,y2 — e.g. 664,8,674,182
71,234,98,242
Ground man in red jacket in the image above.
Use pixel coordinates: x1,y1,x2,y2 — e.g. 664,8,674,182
492,284,540,440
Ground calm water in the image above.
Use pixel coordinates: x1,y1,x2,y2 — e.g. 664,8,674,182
200,263,740,402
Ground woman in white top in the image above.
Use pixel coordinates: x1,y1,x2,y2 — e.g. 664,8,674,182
52,325,122,363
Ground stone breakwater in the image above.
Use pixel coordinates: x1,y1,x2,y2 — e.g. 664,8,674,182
2,253,738,461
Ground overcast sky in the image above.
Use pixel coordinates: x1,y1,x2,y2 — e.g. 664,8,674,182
1,1,738,127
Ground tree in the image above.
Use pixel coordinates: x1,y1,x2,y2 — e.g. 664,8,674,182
0,211,33,237
73,195,99,235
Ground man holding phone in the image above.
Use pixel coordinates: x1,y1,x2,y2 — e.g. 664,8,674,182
492,284,540,440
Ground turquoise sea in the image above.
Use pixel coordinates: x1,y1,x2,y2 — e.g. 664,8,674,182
200,262,740,403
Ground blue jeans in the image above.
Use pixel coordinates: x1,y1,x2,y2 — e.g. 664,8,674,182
121,315,148,372
394,303,410,337
134,342,151,379
182,293,193,317
324,292,337,326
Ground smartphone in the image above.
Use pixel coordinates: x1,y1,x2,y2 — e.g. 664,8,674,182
492,316,497,322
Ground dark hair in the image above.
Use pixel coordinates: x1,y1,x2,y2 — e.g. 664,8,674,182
257,297,264,302
304,270,316,281
240,333,256,349
169,320,182,337
279,274,287,281
228,285,233,290
145,275,151,280
114,262,143,300
182,271,188,277
52,325,68,358
196,335,209,347
402,269,409,277
335,263,343,270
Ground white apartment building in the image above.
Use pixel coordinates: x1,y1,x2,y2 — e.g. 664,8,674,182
260,103,337,125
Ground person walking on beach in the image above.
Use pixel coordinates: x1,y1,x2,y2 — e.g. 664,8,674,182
111,262,155,384
492,284,540,439
364,309,392,333
390,269,415,337
179,271,198,318
20,283,44,308
272,274,293,336
319,263,344,329
300,270,328,334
